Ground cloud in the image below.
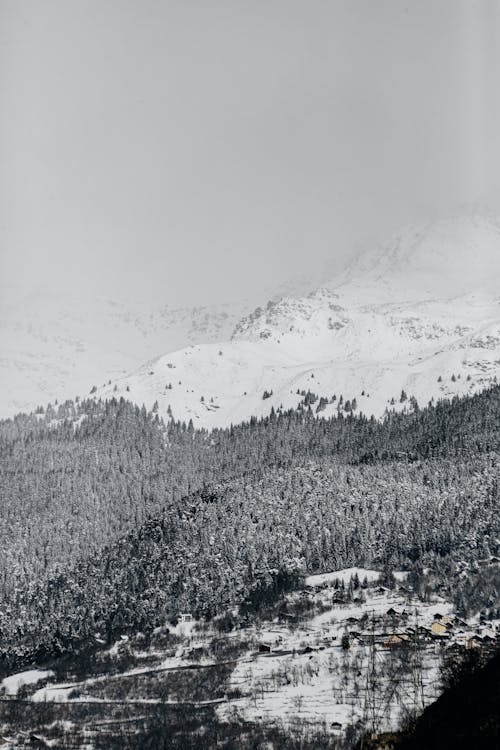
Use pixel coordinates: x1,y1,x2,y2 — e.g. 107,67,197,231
1,0,498,306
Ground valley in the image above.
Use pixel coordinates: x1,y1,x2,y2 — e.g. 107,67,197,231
1,216,500,747
0,567,498,748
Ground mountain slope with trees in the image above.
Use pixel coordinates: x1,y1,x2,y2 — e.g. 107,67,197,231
1,388,500,669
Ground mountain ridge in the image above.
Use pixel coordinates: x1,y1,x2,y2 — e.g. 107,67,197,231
92,215,500,429
4,214,500,427
331,214,500,304
0,291,254,417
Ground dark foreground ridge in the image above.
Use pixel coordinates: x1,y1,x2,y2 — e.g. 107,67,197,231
395,650,500,750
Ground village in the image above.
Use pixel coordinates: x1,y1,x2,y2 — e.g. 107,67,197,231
1,567,498,747
215,567,500,736
301,567,499,652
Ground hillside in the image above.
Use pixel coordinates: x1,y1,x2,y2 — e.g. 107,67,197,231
2,386,500,666
0,571,471,750
395,650,500,749
0,289,251,417
1,387,500,746
94,216,500,429
332,214,500,304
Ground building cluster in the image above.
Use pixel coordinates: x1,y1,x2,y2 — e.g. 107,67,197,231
343,608,500,653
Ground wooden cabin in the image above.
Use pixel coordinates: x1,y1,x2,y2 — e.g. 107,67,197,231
431,620,448,636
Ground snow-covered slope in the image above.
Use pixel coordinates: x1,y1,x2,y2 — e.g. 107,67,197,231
93,216,500,429
0,289,250,416
331,214,500,305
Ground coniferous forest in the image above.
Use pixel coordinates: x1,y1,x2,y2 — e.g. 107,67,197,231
1,387,500,675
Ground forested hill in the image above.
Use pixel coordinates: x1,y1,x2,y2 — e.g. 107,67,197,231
218,384,500,464
1,387,500,668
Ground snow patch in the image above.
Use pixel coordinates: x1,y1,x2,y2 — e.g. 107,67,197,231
1,669,54,696
305,567,381,587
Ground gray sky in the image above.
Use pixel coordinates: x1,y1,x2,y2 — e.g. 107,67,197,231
1,0,499,306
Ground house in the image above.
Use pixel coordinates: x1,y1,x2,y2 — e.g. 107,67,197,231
480,629,496,643
383,634,410,648
349,633,365,645
258,642,272,653
481,619,500,633
179,613,194,623
431,620,448,636
417,625,432,640
466,636,482,650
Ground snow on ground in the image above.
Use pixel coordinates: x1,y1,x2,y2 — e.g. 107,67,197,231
30,651,196,703
218,581,457,734
4,216,500,430
4,216,500,429
310,590,453,631
305,567,409,588
224,657,362,729
305,567,381,587
94,319,500,431
31,683,77,703
1,669,54,696
0,289,252,418
86,216,500,429
331,215,500,304
2,570,483,742
393,571,409,582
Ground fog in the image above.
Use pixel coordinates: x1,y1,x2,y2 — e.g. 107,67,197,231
1,0,499,306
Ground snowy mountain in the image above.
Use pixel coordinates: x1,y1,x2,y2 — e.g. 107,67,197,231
0,289,251,416
331,214,500,304
92,215,500,429
4,215,500,426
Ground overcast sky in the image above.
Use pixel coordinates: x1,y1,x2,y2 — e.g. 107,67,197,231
1,0,499,306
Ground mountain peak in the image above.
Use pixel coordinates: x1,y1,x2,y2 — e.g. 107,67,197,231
331,214,500,305
7,214,500,430
231,288,346,343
